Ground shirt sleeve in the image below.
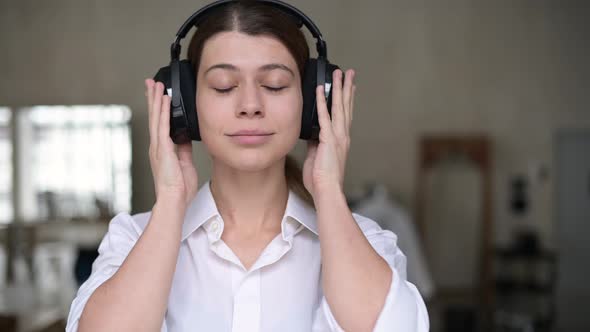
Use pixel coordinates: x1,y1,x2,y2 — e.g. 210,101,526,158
312,213,430,332
64,212,169,332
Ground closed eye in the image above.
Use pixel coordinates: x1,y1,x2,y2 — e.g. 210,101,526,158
212,86,287,94
213,87,235,94
264,86,286,93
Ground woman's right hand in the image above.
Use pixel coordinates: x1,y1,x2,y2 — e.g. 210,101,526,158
145,79,199,209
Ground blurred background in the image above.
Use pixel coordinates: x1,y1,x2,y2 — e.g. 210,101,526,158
0,0,588,331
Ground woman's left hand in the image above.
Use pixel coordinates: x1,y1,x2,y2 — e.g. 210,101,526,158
303,68,356,199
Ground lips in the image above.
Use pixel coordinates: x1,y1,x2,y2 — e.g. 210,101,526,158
228,129,274,136
229,133,274,145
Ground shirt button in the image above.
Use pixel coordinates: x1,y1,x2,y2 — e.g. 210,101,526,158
211,221,220,232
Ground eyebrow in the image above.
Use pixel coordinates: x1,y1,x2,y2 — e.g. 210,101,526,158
204,63,295,77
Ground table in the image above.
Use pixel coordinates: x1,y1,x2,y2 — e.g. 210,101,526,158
0,282,75,332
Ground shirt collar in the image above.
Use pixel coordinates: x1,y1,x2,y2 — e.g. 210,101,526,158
181,180,317,241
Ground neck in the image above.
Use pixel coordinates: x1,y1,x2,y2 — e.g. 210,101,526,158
210,157,289,235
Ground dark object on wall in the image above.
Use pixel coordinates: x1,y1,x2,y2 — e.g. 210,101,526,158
509,176,529,216
445,306,477,332
74,247,99,286
514,229,539,255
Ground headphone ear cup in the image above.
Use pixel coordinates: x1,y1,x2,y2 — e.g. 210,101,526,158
300,58,318,140
153,60,200,143
301,58,342,140
178,60,200,141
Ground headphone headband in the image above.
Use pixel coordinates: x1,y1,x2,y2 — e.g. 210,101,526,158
170,0,327,60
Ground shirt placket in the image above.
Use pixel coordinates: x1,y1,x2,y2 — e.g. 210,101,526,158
204,216,297,332
231,268,261,332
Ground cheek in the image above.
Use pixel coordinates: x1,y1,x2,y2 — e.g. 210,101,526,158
272,92,303,130
196,94,228,135
266,89,303,120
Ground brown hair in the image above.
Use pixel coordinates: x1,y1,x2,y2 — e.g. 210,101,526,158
186,0,315,207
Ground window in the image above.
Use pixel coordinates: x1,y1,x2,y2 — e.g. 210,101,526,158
0,107,12,224
16,105,132,222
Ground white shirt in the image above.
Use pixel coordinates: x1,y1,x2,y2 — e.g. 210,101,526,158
66,180,429,332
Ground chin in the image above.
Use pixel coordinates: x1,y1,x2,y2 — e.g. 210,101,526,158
230,158,276,172
225,149,283,172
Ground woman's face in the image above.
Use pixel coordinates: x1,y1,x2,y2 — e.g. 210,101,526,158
196,31,302,172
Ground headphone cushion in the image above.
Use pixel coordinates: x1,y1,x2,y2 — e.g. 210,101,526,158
178,60,200,141
301,58,318,140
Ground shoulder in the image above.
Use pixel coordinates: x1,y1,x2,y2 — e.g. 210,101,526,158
102,210,153,242
351,212,406,273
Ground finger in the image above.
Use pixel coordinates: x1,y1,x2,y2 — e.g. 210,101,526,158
146,79,159,151
342,69,355,128
308,139,319,150
316,85,333,138
177,142,193,166
331,69,345,135
152,82,164,143
158,94,173,154
305,139,318,162
153,81,166,153
350,85,356,124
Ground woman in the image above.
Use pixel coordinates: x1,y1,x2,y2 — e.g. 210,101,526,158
66,1,429,331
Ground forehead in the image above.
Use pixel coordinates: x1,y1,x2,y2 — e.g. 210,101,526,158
200,31,297,71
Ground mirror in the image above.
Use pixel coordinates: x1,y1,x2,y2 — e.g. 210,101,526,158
415,135,493,331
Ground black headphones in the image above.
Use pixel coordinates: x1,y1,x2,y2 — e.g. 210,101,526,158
153,0,343,144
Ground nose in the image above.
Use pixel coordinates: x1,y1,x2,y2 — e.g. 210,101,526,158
236,81,264,118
